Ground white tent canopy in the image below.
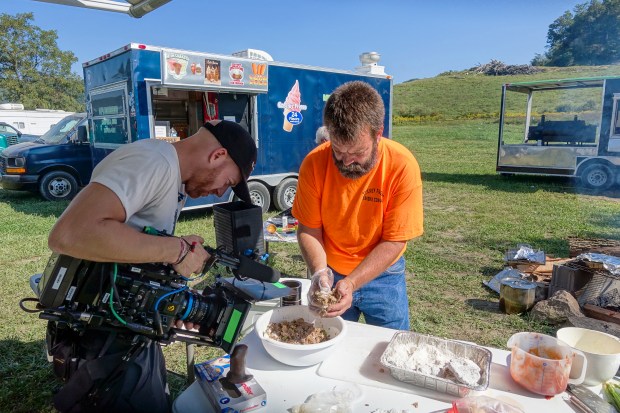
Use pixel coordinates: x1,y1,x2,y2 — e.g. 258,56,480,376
33,0,171,18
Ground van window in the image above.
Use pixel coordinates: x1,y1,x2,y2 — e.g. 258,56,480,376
39,116,84,144
91,88,129,145
0,124,19,136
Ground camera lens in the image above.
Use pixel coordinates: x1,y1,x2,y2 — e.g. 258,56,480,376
180,288,225,330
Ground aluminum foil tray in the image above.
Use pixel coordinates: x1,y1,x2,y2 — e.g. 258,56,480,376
379,331,492,397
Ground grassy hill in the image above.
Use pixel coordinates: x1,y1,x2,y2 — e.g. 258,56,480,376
393,64,620,121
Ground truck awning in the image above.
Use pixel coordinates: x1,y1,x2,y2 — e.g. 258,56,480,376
504,76,617,93
32,0,171,18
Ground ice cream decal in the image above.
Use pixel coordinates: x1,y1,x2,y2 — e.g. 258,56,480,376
165,52,190,80
277,80,307,132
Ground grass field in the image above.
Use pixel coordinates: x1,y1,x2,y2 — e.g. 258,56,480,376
2,70,620,411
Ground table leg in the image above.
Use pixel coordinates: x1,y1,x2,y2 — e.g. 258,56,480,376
186,343,195,384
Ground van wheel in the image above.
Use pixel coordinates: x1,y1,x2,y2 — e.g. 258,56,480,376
40,171,78,201
580,163,614,191
273,178,297,211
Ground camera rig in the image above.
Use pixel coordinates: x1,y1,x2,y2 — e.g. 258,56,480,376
22,202,289,354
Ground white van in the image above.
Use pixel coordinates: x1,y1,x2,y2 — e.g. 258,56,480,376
0,103,76,136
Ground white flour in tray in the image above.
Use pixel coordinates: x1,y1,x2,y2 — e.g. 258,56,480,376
384,342,481,386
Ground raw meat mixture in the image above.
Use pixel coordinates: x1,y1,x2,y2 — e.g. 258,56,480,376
311,289,340,316
266,318,329,344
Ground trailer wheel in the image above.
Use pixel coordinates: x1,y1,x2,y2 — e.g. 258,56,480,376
273,178,297,211
579,163,614,191
245,181,271,214
40,171,78,201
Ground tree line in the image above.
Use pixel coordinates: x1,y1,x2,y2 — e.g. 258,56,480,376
0,13,83,112
532,0,620,66
0,1,619,111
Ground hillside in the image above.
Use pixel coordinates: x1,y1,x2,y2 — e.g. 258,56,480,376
393,64,620,120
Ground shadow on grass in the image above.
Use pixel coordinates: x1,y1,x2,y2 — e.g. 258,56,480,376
422,172,620,199
0,189,68,219
465,298,501,314
0,338,58,413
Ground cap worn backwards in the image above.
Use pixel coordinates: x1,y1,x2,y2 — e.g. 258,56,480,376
204,121,257,203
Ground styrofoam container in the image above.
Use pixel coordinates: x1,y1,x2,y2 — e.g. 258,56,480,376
254,305,346,367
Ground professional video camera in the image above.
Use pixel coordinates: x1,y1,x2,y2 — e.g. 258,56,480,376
21,202,289,354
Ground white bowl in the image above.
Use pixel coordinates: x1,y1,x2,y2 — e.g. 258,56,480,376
254,305,347,367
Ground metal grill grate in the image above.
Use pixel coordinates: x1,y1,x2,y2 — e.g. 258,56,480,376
571,261,620,308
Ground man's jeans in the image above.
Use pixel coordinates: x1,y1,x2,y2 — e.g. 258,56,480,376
331,256,409,330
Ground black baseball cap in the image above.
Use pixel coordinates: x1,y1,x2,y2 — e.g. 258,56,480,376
204,121,257,203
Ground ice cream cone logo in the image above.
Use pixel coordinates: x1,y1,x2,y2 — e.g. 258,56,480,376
276,80,307,132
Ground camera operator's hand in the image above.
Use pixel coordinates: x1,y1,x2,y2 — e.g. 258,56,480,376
172,235,210,277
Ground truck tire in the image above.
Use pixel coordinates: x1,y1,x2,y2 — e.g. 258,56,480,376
236,181,270,214
40,171,78,201
273,178,297,211
579,163,614,191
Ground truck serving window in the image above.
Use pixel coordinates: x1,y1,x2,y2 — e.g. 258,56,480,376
90,87,130,147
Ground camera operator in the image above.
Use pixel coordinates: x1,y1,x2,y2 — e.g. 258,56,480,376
46,120,257,413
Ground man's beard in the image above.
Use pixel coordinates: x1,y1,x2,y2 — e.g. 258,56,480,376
332,141,378,179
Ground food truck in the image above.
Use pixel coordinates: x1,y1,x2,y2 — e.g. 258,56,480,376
496,76,620,190
82,44,393,212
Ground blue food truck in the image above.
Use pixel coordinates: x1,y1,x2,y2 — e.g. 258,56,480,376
82,44,393,212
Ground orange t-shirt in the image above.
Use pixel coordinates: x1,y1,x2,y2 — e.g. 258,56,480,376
292,138,424,275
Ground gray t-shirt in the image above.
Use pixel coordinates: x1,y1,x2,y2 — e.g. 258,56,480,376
91,139,184,235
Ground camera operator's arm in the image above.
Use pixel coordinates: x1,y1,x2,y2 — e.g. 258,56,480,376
48,183,209,276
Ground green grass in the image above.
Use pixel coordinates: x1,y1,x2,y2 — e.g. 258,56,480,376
2,70,620,411
394,65,620,120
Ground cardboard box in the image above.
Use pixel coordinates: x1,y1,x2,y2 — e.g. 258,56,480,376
195,354,267,413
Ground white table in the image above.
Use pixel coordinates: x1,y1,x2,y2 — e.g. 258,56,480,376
173,321,605,413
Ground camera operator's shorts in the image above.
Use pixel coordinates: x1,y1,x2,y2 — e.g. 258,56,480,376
48,322,171,413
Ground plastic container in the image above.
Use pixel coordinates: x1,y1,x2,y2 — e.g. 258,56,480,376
241,297,280,335
254,305,346,367
507,332,587,396
213,201,265,255
556,327,620,386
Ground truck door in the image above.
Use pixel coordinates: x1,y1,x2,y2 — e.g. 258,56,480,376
88,81,131,165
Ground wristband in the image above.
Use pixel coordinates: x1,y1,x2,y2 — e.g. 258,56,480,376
173,237,192,265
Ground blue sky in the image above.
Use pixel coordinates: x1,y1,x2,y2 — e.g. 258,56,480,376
3,0,585,84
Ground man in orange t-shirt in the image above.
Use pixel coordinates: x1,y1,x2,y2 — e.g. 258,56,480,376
292,81,423,330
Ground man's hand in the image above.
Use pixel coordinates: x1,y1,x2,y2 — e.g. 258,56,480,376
323,277,354,317
307,268,334,314
172,235,209,277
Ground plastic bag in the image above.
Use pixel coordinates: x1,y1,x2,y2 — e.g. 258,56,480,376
291,384,361,413
447,395,524,413
307,268,335,313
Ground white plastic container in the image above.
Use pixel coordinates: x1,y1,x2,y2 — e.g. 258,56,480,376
254,305,346,367
241,297,280,335
556,327,620,386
